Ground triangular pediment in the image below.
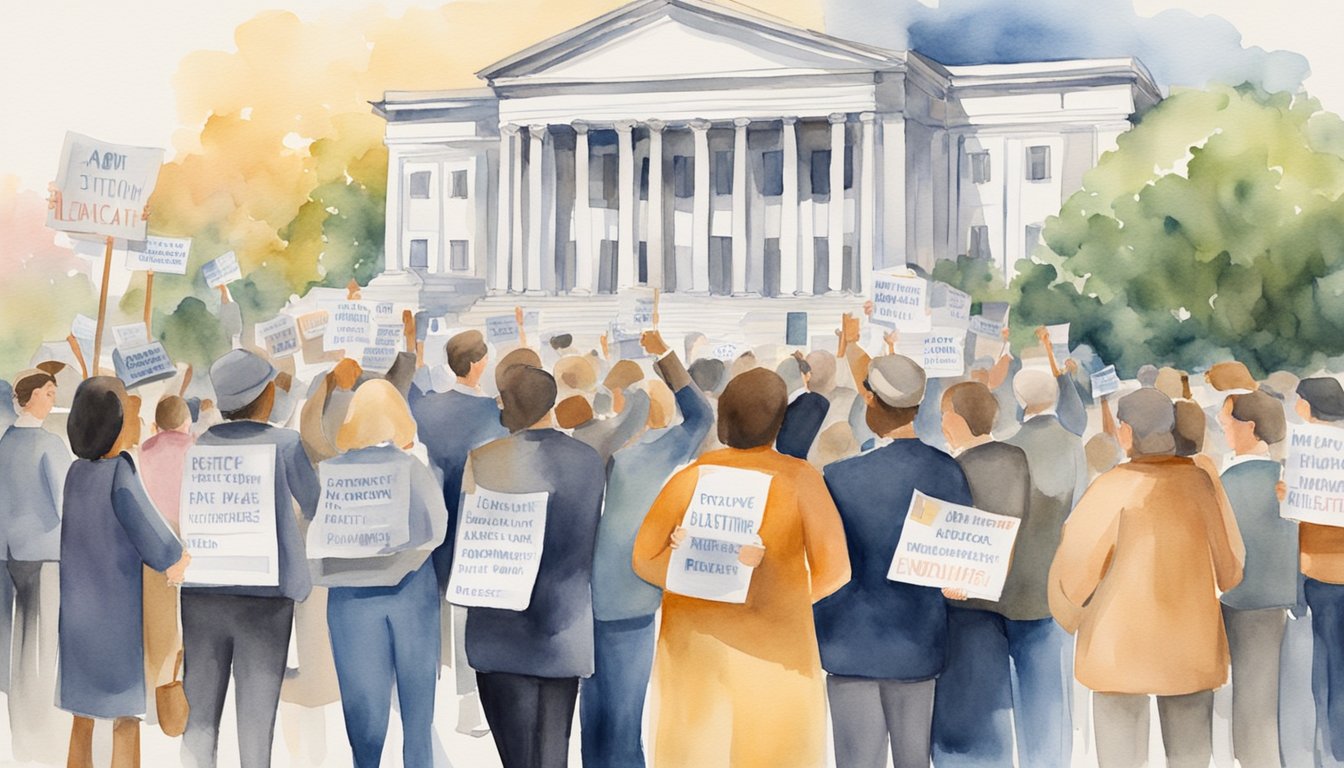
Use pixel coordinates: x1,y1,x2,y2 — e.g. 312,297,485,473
479,0,901,84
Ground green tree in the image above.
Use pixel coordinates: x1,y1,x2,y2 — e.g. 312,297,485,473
1013,84,1344,377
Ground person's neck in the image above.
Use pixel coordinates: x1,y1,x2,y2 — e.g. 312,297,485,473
950,433,993,454
1234,441,1270,458
461,372,483,390
884,424,917,440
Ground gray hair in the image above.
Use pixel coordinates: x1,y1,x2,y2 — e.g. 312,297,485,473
1117,388,1176,457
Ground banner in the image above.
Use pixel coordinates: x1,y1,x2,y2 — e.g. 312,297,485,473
870,271,931,332
47,132,163,240
202,251,242,288
112,341,176,388
1281,425,1344,527
325,302,373,350
887,491,1020,601
666,466,772,604
1091,365,1121,397
112,322,149,349
447,487,549,610
124,235,191,274
361,323,403,374
485,314,520,346
307,461,412,558
179,444,279,587
930,283,971,329
256,315,300,360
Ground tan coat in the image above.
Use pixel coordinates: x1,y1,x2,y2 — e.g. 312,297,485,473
1049,455,1245,695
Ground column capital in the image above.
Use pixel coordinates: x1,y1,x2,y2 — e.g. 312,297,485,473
571,120,589,135
527,124,550,140
646,118,667,133
859,111,877,123
500,123,521,136
828,112,848,124
780,116,799,126
688,118,712,133
613,120,636,134
733,117,752,129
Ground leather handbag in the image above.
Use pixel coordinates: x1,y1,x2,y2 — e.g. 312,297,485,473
155,650,189,737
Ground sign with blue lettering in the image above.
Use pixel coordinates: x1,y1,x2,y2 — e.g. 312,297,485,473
447,486,550,610
307,462,411,559
325,301,372,350
112,341,176,388
485,314,520,346
202,251,242,288
930,283,971,329
870,270,931,332
1090,365,1121,397
256,315,300,359
360,323,403,374
887,490,1020,601
124,236,191,274
1281,425,1344,527
666,466,773,604
47,131,163,240
179,444,279,587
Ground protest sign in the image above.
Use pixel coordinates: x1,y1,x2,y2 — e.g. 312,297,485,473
666,466,773,604
1281,425,1344,527
361,323,404,374
202,251,242,288
887,490,1021,601
447,487,549,610
373,301,395,322
786,312,808,347
870,270,932,332
709,341,742,363
969,302,1011,339
47,132,163,241
307,461,412,558
256,315,300,360
1045,322,1071,359
619,287,658,330
179,444,279,587
124,236,191,275
1091,365,1121,397
895,328,967,379
112,341,176,388
325,302,373,350
485,314,520,346
930,283,972,329
296,311,329,341
71,314,98,341
112,322,149,349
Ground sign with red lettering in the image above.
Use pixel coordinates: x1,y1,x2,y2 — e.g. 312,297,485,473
47,132,163,240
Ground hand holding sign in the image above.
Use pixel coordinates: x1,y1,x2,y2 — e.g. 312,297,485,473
640,330,669,357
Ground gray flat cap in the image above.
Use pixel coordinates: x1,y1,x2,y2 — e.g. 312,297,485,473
868,354,926,409
210,349,277,413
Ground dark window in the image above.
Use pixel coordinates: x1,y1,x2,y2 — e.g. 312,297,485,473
409,171,432,199
810,151,830,196
449,170,468,199
639,157,650,201
602,154,619,207
673,155,694,199
843,145,854,190
638,241,648,284
969,225,991,260
713,150,733,196
969,152,991,184
1027,146,1051,181
449,240,469,271
761,150,784,196
409,238,429,269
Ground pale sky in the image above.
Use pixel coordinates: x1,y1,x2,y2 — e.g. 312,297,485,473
2,0,1341,192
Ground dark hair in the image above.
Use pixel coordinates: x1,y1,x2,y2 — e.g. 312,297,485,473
1117,388,1176,457
549,333,573,351
495,348,542,392
68,377,126,460
221,382,275,422
1298,377,1344,422
13,372,56,408
1228,390,1287,444
942,381,998,437
688,358,725,394
446,330,488,378
792,352,812,378
717,368,787,449
1173,399,1205,457
499,366,557,433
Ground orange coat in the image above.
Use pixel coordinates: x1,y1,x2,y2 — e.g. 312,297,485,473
633,446,850,768
1049,455,1244,696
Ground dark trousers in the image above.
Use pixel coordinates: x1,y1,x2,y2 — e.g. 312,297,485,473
1307,578,1344,765
328,562,440,768
580,615,656,768
180,593,294,768
477,671,579,768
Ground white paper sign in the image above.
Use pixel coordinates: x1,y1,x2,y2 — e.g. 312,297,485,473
1091,365,1121,397
871,271,932,332
325,302,373,349
970,302,1011,339
112,341,176,388
112,322,149,349
887,490,1021,601
361,323,403,374
922,328,967,378
665,466,772,604
202,251,242,288
1281,425,1344,526
485,315,520,346
296,311,329,341
47,132,163,240
709,341,742,362
1045,323,1071,358
256,315,300,359
447,487,550,610
930,283,972,329
307,461,412,558
71,314,98,341
124,236,191,274
179,444,279,587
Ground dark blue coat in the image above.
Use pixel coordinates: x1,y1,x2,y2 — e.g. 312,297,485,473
814,439,972,681
776,391,829,459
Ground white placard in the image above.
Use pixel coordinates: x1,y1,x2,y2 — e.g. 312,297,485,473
47,132,163,240
256,315,300,359
1045,322,1071,358
485,315,520,346
930,283,972,329
896,327,967,379
447,487,550,610
665,466,772,604
1282,425,1344,527
1091,365,1121,397
112,341,176,388
871,271,932,332
307,461,412,558
887,490,1021,601
71,313,98,340
709,341,742,363
124,235,191,274
361,323,403,374
325,302,373,350
202,251,242,288
970,302,1011,339
296,310,329,341
179,444,279,587
112,322,149,349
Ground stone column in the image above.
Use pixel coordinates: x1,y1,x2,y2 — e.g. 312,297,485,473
572,121,595,294
526,124,547,293
690,119,711,293
731,117,750,295
384,148,405,274
510,126,525,293
615,120,636,290
646,119,666,290
779,117,800,295
828,112,847,293
859,112,877,295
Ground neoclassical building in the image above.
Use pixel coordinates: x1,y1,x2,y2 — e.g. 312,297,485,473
368,0,1160,315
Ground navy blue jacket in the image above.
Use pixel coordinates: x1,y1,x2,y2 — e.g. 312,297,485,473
776,391,829,460
814,439,972,681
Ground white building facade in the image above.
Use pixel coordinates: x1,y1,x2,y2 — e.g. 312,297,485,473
369,0,1160,314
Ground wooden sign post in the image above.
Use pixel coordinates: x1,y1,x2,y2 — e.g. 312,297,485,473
92,235,114,376
143,270,155,341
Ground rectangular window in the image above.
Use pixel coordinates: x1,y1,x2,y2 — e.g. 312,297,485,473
1025,224,1043,257
969,225,991,260
1027,146,1051,181
409,238,429,269
761,150,784,196
602,154,619,208
673,155,694,199
843,145,854,190
640,157,650,201
409,171,432,199
969,152,991,184
449,170,468,199
713,150,733,196
449,240,469,272
810,151,831,196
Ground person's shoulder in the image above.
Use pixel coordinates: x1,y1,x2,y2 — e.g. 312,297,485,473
823,446,882,480
547,430,603,465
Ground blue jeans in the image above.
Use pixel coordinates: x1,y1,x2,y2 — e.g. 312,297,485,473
1306,578,1344,765
932,608,1072,767
328,561,441,768
580,614,656,768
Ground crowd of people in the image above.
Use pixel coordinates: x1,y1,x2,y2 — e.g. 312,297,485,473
0,296,1341,768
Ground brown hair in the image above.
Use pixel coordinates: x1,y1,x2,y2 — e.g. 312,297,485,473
941,381,998,437
604,360,644,392
13,372,56,408
336,380,417,451
222,381,276,422
499,366,557,433
1173,399,1205,456
155,395,191,432
1228,390,1287,445
494,348,542,392
554,395,593,429
446,330,488,378
717,368,787,449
